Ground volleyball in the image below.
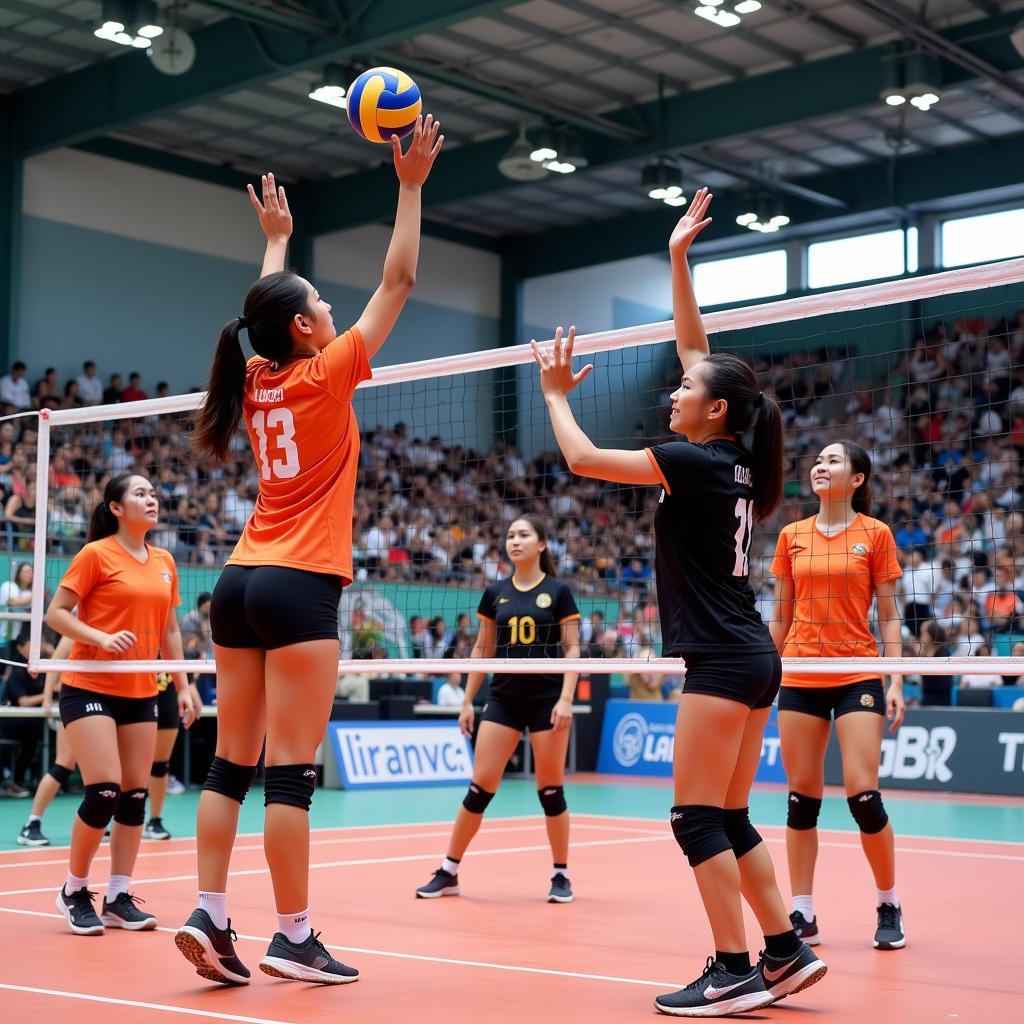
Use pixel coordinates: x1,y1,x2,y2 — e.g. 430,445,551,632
347,66,422,144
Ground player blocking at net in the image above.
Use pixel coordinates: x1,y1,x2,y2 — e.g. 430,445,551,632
175,114,443,986
531,188,826,1017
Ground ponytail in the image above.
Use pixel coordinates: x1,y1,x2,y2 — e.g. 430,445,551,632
192,320,246,462
750,393,783,522
517,515,558,577
836,439,874,515
86,473,136,542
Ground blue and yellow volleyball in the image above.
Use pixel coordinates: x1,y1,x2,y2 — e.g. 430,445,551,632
346,67,422,144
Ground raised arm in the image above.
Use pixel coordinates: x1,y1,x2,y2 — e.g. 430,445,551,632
669,187,714,373
355,115,444,359
247,172,293,278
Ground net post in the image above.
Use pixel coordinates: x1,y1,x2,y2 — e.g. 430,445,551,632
29,409,49,669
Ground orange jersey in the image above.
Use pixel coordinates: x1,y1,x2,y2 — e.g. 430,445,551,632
227,327,371,579
60,536,181,698
771,514,902,688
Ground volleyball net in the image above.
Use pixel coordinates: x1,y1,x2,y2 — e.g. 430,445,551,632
22,256,1024,680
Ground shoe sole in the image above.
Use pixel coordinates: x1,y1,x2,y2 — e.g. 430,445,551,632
547,893,574,903
259,956,359,985
54,890,103,936
175,926,250,985
415,886,460,899
17,836,49,847
102,913,158,931
143,833,172,841
767,959,828,1002
799,933,821,946
874,937,906,950
654,990,775,1017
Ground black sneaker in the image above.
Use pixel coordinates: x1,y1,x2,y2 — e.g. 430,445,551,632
143,818,172,841
101,891,157,930
56,886,104,936
415,868,460,899
789,909,821,946
874,903,906,950
259,931,359,985
655,956,774,1016
547,873,573,903
758,943,827,1003
17,821,49,846
175,908,251,985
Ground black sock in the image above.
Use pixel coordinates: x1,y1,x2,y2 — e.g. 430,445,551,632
716,950,751,975
764,929,802,958
553,862,567,871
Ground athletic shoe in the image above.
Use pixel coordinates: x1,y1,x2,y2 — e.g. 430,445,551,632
259,930,359,985
757,943,828,1003
143,818,172,840
415,867,460,898
56,886,104,936
2,781,30,798
175,908,251,985
101,891,157,930
789,909,821,946
655,956,774,1017
17,820,49,846
166,775,186,795
874,903,906,950
547,873,573,903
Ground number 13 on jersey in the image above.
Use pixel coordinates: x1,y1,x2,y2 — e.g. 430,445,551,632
252,408,300,480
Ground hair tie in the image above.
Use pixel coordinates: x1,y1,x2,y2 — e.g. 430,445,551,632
757,391,766,409
237,314,249,328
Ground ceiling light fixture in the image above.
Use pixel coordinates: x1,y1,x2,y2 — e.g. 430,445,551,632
736,192,790,233
309,63,348,108
642,160,686,207
695,1,762,29
880,47,942,111
95,0,163,49
499,126,550,182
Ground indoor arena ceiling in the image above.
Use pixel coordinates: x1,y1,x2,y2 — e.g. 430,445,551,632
3,1,1024,269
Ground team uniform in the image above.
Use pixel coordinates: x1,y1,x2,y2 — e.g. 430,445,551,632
476,575,580,733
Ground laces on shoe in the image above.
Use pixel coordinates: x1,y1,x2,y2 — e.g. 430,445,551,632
877,903,900,929
681,956,717,991
311,932,333,960
72,888,98,912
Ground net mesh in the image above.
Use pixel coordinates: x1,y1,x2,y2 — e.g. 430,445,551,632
22,258,1024,689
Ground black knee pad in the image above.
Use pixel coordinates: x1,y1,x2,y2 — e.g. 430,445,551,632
848,789,889,835
669,805,732,868
150,760,170,778
723,807,763,859
78,782,121,830
203,756,258,805
462,782,495,815
787,792,822,831
537,785,567,817
48,764,72,787
114,787,148,827
264,764,317,811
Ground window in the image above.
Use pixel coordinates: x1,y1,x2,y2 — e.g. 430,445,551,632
692,250,787,307
807,229,909,289
941,208,1024,268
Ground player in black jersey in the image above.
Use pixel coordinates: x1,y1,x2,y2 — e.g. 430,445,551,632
532,188,826,1017
415,515,582,903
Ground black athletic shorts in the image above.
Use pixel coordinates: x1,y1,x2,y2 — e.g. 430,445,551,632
157,683,180,729
481,690,559,734
778,679,885,720
211,564,344,650
60,683,158,727
680,650,782,710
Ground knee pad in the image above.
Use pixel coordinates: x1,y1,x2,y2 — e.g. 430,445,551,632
723,807,763,859
78,782,121,830
48,764,72,787
670,805,732,868
264,764,317,811
114,787,148,827
537,785,567,817
848,790,889,835
150,760,170,778
462,782,495,815
203,756,258,805
787,792,822,831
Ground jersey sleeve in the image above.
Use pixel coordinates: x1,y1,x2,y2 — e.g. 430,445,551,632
645,441,713,496
310,327,372,401
554,582,580,623
769,528,793,579
871,524,903,585
477,584,498,622
59,543,102,601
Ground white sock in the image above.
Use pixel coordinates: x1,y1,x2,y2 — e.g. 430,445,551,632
277,908,311,944
28,815,41,824
107,875,131,901
442,857,460,875
877,886,899,908
792,894,814,921
552,866,569,880
198,891,229,930
65,872,88,896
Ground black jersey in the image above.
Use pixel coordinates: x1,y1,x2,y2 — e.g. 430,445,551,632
477,575,580,697
647,439,775,656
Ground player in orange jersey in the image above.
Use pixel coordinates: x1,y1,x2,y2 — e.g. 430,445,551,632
176,114,443,987
46,474,201,935
771,441,906,951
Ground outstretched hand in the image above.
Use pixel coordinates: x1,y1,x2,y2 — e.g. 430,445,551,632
531,326,594,398
247,172,292,242
393,114,444,188
668,186,713,255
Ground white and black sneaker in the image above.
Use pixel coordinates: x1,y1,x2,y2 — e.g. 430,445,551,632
56,886,104,936
874,903,906,950
17,820,49,846
547,874,573,903
259,931,359,985
101,891,157,930
789,909,821,946
415,868,460,898
655,957,773,1017
175,908,251,985
143,818,171,840
757,943,827,1003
